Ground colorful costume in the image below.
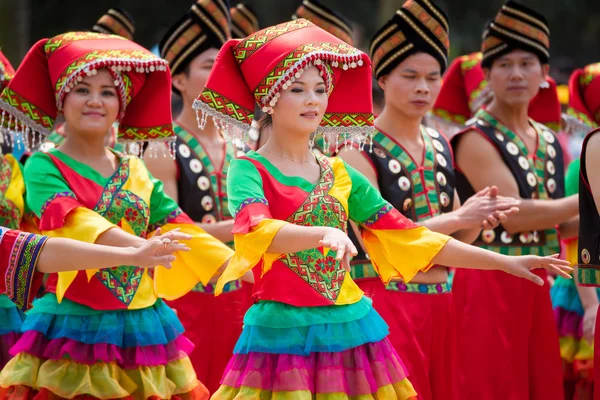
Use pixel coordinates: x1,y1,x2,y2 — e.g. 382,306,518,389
342,3,457,399
451,5,564,397
430,52,562,136
159,1,254,393
577,128,600,400
551,62,600,399
0,50,27,370
194,18,453,399
0,32,233,399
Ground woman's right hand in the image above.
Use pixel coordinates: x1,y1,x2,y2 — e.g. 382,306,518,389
132,236,190,269
458,186,520,230
319,227,358,272
501,254,572,286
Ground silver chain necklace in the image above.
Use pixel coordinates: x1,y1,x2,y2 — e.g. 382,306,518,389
262,147,312,164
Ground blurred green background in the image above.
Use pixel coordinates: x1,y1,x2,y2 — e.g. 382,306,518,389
1,0,598,83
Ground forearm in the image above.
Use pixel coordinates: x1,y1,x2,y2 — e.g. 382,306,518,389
452,227,482,244
502,195,579,234
575,265,600,309
421,211,466,236
431,238,508,271
558,216,579,240
96,226,146,248
37,238,138,273
267,224,327,254
196,220,234,243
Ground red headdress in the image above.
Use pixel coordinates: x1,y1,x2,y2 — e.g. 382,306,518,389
430,51,562,135
0,32,174,152
193,19,373,147
567,62,600,129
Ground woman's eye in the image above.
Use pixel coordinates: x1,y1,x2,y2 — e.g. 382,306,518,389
75,87,88,94
102,90,116,96
291,88,303,93
316,89,326,94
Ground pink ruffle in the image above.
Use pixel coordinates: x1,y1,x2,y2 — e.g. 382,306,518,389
1,332,21,369
554,308,583,338
221,338,408,396
10,331,194,368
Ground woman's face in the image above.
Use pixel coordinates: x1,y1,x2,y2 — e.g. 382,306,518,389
378,52,442,120
271,66,328,136
62,68,119,137
484,49,549,107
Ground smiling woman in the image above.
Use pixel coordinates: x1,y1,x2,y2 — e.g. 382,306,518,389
0,32,234,399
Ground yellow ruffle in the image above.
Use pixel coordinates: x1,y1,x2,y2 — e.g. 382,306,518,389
212,378,417,399
362,226,451,284
0,352,200,400
153,222,234,300
4,153,25,218
560,336,594,363
215,219,287,296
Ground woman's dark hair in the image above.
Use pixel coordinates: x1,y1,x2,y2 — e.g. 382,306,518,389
256,113,272,132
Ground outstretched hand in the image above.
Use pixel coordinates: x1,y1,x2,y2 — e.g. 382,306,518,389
319,227,358,272
502,254,572,286
133,228,191,269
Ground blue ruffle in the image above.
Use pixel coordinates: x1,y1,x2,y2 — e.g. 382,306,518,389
0,300,24,335
550,276,600,315
21,294,183,347
234,297,389,356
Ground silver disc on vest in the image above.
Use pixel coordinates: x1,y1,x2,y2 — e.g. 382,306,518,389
547,178,557,193
432,139,445,152
374,148,386,158
398,176,411,191
533,231,540,243
436,153,447,167
526,172,537,187
388,159,401,174
481,229,496,243
547,144,556,158
495,132,505,142
189,159,203,174
403,197,413,212
519,232,533,244
178,144,191,158
582,248,591,264
436,171,447,186
506,142,519,156
546,160,555,175
543,130,555,144
500,231,513,244
197,176,210,191
202,214,216,224
426,127,440,138
201,195,213,211
440,192,450,207
518,156,529,170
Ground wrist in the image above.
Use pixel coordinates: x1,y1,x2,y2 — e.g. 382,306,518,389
449,210,469,230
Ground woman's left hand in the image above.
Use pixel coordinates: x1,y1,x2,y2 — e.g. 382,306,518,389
502,254,572,286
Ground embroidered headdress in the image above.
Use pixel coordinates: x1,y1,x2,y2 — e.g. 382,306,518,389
430,52,561,134
192,19,374,148
159,0,231,76
481,0,550,68
230,3,260,38
370,0,450,80
567,63,600,129
293,0,354,45
0,32,174,153
92,8,136,41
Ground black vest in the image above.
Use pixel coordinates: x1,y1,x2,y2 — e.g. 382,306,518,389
577,129,600,286
451,110,564,254
349,126,455,269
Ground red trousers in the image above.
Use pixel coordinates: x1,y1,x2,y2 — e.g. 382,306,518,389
594,307,600,400
358,278,457,400
166,282,253,395
453,269,563,400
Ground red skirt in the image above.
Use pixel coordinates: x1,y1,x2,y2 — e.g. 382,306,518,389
453,269,564,400
166,280,253,395
357,278,457,400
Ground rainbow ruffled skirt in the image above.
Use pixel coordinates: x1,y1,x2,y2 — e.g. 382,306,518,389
0,293,207,399
0,295,24,370
212,296,417,399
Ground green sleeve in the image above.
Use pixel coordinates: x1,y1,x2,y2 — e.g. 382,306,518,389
23,152,75,218
227,158,267,217
565,158,581,197
343,160,392,224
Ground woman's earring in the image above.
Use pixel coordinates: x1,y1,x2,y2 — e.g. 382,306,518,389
540,80,550,89
309,132,316,150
